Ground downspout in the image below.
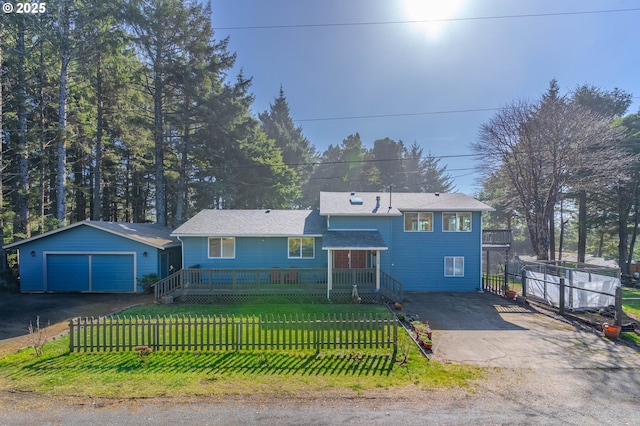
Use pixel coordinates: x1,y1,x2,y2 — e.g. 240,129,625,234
176,236,184,269
376,250,380,291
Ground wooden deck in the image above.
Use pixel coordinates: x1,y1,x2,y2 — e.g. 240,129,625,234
153,268,403,304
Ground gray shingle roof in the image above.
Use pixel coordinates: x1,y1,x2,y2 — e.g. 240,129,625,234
322,231,388,250
172,210,326,236
319,191,494,216
3,220,180,250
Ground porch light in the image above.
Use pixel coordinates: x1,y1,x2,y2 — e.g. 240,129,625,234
30,250,36,257
143,251,148,257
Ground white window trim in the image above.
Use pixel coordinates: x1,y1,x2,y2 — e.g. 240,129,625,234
444,256,464,277
208,237,236,259
404,212,433,232
288,237,315,259
442,212,472,232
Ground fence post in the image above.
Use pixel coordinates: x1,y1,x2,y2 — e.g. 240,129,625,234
314,315,320,353
615,286,622,327
504,265,509,295
521,270,527,298
69,319,74,352
559,277,565,314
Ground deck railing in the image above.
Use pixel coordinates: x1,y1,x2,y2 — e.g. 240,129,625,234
154,267,401,302
482,229,512,246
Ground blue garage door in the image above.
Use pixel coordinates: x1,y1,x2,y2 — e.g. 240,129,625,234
46,254,90,291
92,254,135,292
46,254,135,292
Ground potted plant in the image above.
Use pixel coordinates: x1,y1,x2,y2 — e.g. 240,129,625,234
396,311,406,322
602,322,622,339
419,335,433,350
505,288,517,300
394,302,403,310
413,323,427,337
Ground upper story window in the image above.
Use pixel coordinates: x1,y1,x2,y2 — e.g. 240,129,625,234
208,237,235,258
442,212,472,232
404,212,433,232
288,237,315,259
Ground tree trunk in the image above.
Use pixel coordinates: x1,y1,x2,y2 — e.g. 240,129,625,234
38,22,47,234
176,94,190,225
549,215,556,261
57,0,71,223
618,184,631,275
0,20,6,271
577,190,587,263
627,183,640,267
16,17,30,238
93,57,104,221
153,64,166,226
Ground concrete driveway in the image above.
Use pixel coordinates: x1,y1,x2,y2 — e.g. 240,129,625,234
400,291,640,370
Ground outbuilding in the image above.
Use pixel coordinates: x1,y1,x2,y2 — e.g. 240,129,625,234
3,221,181,293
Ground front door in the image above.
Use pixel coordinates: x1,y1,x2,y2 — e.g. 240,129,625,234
334,250,366,268
333,250,371,286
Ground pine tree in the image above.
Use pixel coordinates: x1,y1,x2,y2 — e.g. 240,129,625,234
259,86,317,207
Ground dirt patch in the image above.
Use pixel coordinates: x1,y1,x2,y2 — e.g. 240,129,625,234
0,292,153,357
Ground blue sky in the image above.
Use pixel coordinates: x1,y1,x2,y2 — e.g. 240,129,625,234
209,0,640,195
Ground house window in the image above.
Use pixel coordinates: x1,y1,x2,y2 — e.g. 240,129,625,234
442,212,471,232
404,212,433,232
208,237,235,258
444,256,464,277
288,237,315,259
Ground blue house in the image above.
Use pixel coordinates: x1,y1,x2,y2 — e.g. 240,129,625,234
4,221,181,293
166,191,494,302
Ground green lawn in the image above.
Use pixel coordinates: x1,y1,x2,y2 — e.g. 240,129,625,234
0,303,484,399
623,287,640,319
117,303,390,318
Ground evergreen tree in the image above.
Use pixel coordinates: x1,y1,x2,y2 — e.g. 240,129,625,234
259,86,317,207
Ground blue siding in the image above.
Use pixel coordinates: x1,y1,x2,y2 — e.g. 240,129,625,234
177,210,484,293
181,236,327,270
328,212,483,292
386,211,483,292
17,225,168,292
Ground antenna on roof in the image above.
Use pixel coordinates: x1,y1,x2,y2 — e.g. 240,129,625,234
388,185,393,211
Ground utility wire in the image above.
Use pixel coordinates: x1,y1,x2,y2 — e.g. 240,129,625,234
295,108,499,122
215,8,640,31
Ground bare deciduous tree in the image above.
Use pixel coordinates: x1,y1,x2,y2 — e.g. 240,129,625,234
473,81,627,260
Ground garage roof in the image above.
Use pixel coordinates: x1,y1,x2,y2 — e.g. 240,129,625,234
3,220,180,250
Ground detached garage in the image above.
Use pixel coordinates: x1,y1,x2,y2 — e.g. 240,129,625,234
3,221,182,293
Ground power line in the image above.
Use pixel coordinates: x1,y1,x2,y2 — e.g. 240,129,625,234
215,8,640,31
295,108,499,122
